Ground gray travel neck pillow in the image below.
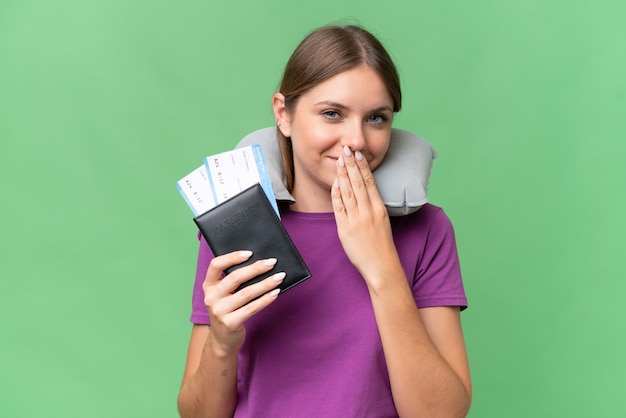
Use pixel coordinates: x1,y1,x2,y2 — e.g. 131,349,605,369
236,127,437,216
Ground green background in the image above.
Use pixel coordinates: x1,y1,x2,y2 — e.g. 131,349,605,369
1,0,624,417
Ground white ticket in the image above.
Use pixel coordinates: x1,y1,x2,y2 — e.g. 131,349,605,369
177,145,278,217
176,164,214,216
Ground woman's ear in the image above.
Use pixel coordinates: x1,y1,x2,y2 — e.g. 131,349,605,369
272,93,292,138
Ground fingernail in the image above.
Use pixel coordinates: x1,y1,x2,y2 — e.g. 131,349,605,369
343,145,352,157
338,156,345,167
355,150,364,161
264,258,278,267
332,178,339,189
239,250,253,258
272,272,286,282
270,288,281,296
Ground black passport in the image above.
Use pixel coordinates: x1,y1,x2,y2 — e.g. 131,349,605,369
193,183,311,293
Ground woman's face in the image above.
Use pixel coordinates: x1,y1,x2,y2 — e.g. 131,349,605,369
275,65,394,207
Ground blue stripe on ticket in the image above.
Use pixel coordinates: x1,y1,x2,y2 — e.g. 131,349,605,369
252,144,280,217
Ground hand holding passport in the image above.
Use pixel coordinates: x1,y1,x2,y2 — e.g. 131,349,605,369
177,146,311,294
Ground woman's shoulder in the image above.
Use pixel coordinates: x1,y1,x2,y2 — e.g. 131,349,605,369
390,203,457,247
393,203,452,228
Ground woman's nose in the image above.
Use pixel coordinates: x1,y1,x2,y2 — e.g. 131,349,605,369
341,123,366,151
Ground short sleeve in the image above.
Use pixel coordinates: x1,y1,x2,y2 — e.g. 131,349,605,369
413,208,468,310
190,232,212,324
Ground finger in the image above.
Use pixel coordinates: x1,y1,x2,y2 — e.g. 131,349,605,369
331,178,347,221
344,146,384,208
335,153,356,211
204,250,253,285
216,257,278,295
229,271,285,310
222,281,283,326
212,272,285,323
353,150,378,194
334,154,356,219
354,150,386,210
336,146,370,213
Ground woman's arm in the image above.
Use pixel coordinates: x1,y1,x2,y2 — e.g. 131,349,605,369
332,146,472,417
177,251,285,418
367,276,472,417
177,324,238,418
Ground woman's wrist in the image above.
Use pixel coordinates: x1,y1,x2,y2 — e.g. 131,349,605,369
206,327,240,361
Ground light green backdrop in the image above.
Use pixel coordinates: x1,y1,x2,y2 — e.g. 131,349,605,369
1,0,625,417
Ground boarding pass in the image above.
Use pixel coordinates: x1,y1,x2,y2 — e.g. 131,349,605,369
177,144,278,217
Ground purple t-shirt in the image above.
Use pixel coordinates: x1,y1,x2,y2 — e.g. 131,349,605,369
190,203,467,417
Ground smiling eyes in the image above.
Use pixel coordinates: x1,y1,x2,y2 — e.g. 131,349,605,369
367,114,389,124
322,110,390,125
322,110,340,119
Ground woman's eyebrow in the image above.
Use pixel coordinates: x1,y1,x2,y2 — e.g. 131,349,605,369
314,100,349,109
370,105,394,113
314,101,393,113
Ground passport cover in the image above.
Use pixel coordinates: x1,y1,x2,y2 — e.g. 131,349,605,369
194,183,311,293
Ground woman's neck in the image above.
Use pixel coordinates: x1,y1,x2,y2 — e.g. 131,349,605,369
289,184,334,213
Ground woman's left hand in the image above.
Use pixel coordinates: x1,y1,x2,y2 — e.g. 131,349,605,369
331,145,399,280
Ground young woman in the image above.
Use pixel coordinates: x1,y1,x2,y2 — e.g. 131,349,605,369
178,25,472,418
